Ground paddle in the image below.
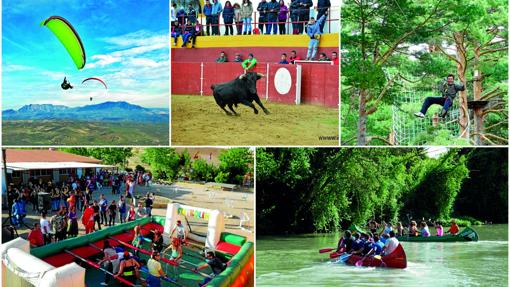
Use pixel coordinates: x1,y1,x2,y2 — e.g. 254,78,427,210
319,248,336,253
355,255,367,267
109,236,212,279
65,249,140,287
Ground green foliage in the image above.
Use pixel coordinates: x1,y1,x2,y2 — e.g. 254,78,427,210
178,149,192,178
215,148,253,184
191,159,217,182
341,0,508,145
257,148,506,235
140,148,180,180
403,151,470,220
61,147,133,166
139,148,253,184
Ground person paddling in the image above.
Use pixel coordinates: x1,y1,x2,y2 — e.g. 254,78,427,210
435,221,444,236
379,221,393,237
419,221,430,237
409,220,419,237
382,231,400,256
336,230,355,253
447,220,460,235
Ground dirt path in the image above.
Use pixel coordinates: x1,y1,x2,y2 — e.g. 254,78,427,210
172,95,339,145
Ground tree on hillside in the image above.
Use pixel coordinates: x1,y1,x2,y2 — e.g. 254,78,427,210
140,148,180,180
215,148,253,184
178,149,192,178
191,159,217,182
61,148,133,166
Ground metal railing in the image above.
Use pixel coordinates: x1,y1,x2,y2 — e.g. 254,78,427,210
171,7,338,36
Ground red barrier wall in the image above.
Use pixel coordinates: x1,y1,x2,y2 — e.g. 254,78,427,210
266,65,299,105
171,62,338,108
172,47,338,63
300,63,339,107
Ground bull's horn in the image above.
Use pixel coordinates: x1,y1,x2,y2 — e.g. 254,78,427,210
239,74,246,80
257,73,265,77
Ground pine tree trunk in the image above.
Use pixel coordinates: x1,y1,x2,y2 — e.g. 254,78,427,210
453,32,469,140
357,89,368,145
473,49,484,145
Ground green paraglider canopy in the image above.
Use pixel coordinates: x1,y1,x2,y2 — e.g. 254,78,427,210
41,16,86,69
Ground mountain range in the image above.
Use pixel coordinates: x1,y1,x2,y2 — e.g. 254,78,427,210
2,101,169,123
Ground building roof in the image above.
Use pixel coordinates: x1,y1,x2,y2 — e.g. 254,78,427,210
4,149,102,164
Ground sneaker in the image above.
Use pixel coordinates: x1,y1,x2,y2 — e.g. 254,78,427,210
414,112,425,118
100,282,108,286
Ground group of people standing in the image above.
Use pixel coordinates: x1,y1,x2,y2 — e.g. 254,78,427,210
171,0,332,36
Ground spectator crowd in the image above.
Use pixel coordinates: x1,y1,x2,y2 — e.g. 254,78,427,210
171,0,334,45
6,170,155,248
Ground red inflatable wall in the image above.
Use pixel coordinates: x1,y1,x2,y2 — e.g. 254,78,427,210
171,62,338,108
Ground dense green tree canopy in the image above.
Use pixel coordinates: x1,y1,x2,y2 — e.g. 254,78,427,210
257,148,507,235
341,0,508,145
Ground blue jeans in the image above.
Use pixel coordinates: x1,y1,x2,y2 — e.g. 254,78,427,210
146,275,162,287
307,39,319,59
52,199,60,210
266,16,278,34
182,33,194,46
243,18,252,33
420,97,452,114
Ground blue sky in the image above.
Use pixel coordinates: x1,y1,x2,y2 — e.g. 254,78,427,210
2,0,169,109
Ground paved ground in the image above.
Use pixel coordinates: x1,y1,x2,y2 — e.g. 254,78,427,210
2,181,254,242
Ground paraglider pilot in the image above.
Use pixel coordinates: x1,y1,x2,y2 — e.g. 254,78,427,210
61,77,73,90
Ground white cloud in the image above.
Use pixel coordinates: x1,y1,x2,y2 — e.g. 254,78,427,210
41,71,67,81
3,64,34,72
87,55,121,69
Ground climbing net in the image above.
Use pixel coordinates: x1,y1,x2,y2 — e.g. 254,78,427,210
392,90,460,145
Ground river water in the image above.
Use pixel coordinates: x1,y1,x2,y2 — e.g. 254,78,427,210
256,224,508,286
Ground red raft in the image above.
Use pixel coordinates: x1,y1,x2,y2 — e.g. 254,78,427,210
331,244,407,269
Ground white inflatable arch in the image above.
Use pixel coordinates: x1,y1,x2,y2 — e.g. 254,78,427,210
1,238,85,287
164,203,224,250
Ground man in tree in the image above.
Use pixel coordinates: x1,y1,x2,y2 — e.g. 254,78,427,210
414,74,465,118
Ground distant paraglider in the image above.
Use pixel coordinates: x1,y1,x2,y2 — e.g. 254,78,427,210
41,16,86,70
61,77,73,90
82,77,108,101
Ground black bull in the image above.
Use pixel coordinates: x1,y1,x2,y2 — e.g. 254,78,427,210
211,72,270,116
